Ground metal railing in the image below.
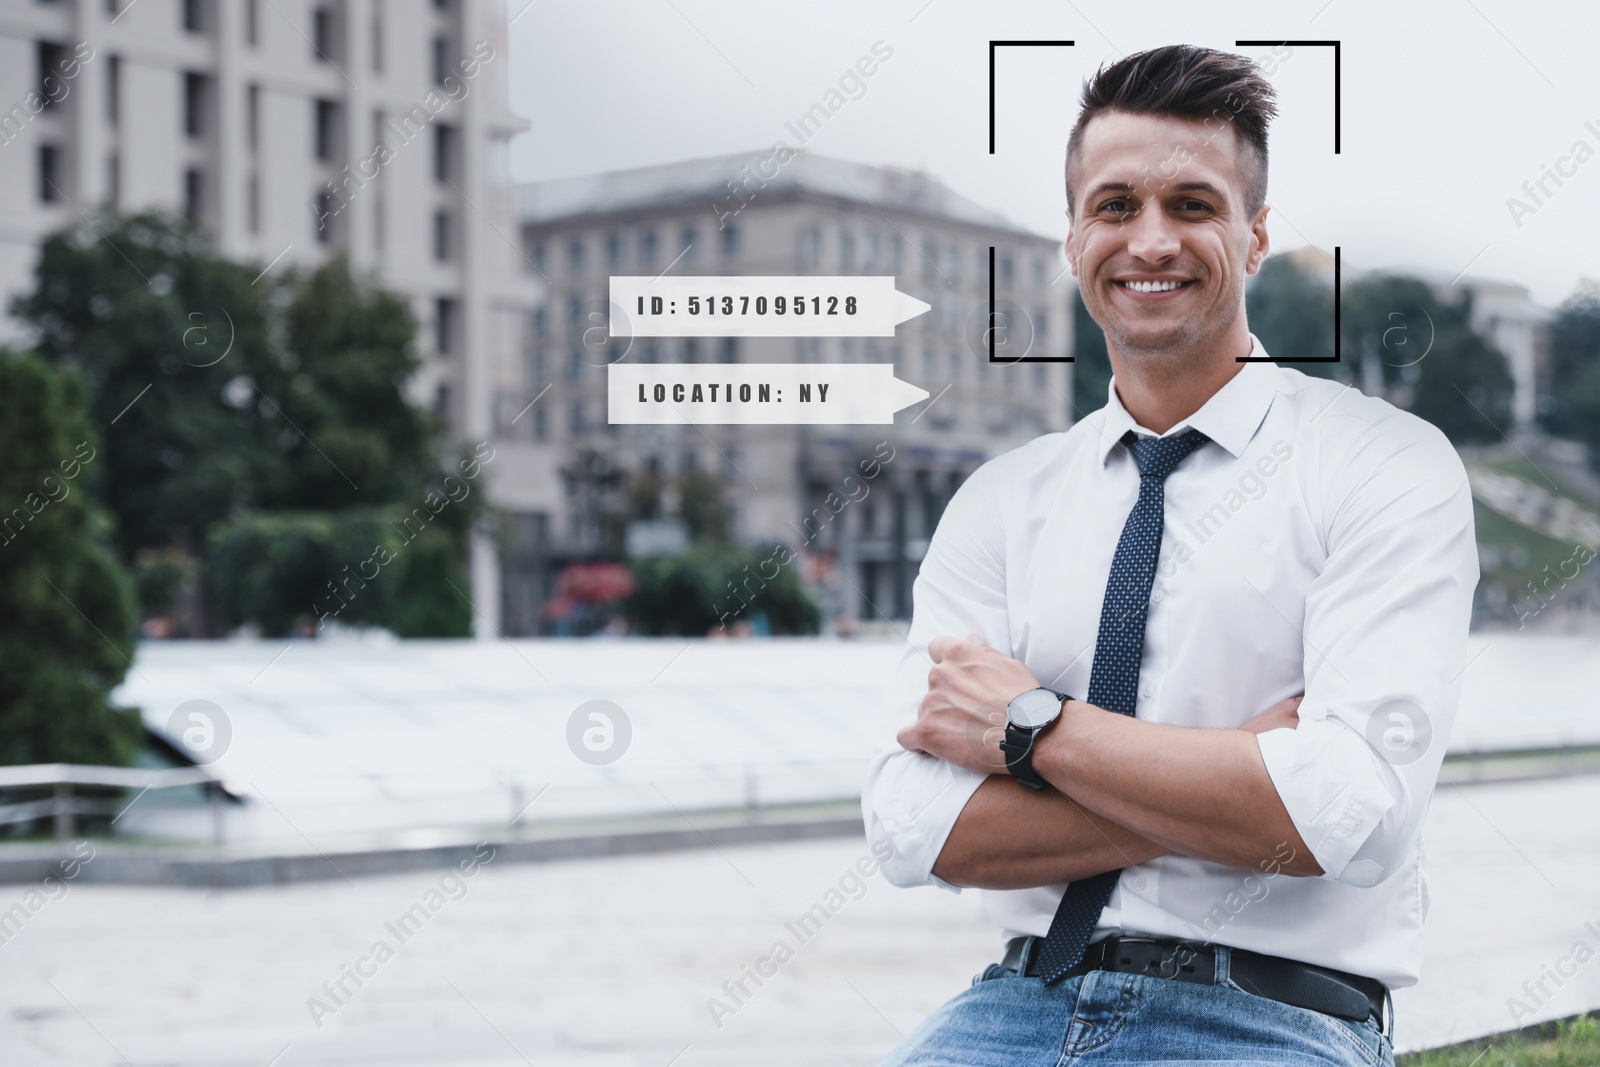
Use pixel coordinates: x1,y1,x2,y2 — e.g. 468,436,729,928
0,764,236,843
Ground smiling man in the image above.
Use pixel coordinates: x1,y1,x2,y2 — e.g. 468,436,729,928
862,45,1479,1065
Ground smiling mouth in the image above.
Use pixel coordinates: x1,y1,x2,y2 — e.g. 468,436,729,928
1117,279,1196,293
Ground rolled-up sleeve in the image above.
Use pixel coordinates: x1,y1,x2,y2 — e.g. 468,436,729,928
862,460,1014,890
1254,414,1479,888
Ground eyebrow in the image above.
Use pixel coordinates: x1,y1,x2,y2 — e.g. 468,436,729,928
1084,180,1232,204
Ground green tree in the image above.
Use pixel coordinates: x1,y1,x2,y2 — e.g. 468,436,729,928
1246,254,1338,377
1342,274,1514,443
11,213,271,558
0,353,143,765
1540,283,1600,460
12,213,477,637
1071,287,1111,417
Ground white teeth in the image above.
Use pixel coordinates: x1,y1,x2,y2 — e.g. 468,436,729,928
1122,280,1185,293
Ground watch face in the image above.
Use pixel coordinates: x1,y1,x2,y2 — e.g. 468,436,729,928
1008,688,1062,730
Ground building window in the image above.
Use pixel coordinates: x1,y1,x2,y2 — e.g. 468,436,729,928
182,0,204,33
921,239,937,281
183,73,209,139
720,224,738,257
840,229,855,270
532,307,547,336
248,175,260,234
720,338,739,364
681,226,699,262
184,168,204,222
314,192,335,242
1000,253,1014,285
370,4,384,72
312,6,340,61
107,55,121,125
107,154,120,212
314,99,339,161
38,144,60,203
245,0,258,45
433,124,455,183
640,229,659,267
531,241,547,276
433,211,450,261
246,84,260,150
431,36,450,86
436,298,457,356
567,238,585,274
37,42,67,112
533,404,548,441
605,232,621,269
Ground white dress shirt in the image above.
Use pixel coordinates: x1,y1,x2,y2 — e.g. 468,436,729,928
861,335,1480,989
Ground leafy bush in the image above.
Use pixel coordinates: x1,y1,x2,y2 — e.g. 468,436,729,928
0,353,142,765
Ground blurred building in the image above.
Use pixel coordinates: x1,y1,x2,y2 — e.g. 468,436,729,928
0,0,537,633
510,150,1073,632
1404,266,1553,431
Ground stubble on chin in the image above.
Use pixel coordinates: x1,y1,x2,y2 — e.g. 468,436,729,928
1097,272,1244,370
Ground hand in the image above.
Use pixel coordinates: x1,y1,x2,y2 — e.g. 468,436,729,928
1239,693,1303,735
896,634,1043,775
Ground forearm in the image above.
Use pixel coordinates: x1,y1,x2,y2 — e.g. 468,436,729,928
932,774,1171,889
1034,700,1322,876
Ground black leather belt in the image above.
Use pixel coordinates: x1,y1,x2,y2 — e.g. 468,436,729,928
1001,935,1387,1027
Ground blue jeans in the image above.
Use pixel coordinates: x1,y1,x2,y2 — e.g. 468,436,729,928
877,946,1395,1066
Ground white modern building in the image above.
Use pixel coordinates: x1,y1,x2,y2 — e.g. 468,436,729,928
0,0,539,633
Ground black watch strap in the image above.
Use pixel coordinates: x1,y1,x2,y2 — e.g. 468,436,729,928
1001,721,1051,790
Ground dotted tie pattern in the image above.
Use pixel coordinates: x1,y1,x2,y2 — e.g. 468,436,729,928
1034,427,1212,986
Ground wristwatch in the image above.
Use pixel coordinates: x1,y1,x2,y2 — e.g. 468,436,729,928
1001,687,1070,790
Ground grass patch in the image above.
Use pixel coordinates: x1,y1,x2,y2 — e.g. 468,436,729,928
1399,1012,1600,1066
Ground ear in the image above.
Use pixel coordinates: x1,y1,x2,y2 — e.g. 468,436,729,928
1064,231,1079,277
1245,204,1271,275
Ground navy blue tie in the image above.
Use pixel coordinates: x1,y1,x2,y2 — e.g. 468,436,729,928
1034,427,1211,986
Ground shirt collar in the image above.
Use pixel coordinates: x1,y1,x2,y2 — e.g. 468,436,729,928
1094,333,1284,466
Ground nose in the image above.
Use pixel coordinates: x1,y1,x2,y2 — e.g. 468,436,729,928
1123,203,1182,265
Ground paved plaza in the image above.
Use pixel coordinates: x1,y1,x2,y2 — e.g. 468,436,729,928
3,774,1599,1065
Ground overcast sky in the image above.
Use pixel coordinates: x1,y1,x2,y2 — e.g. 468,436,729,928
505,0,1598,307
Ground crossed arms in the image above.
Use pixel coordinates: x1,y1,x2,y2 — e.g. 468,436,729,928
896,636,1320,889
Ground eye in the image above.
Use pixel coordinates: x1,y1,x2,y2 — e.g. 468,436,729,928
1100,198,1133,216
1177,199,1213,214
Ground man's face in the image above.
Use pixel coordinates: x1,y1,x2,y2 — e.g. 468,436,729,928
1066,111,1269,358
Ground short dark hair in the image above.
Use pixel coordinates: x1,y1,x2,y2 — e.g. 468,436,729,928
1064,45,1278,219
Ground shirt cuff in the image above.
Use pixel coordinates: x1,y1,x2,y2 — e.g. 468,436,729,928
862,747,987,891
1253,721,1396,887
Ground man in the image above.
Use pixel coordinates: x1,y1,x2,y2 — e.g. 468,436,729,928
862,44,1479,1065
